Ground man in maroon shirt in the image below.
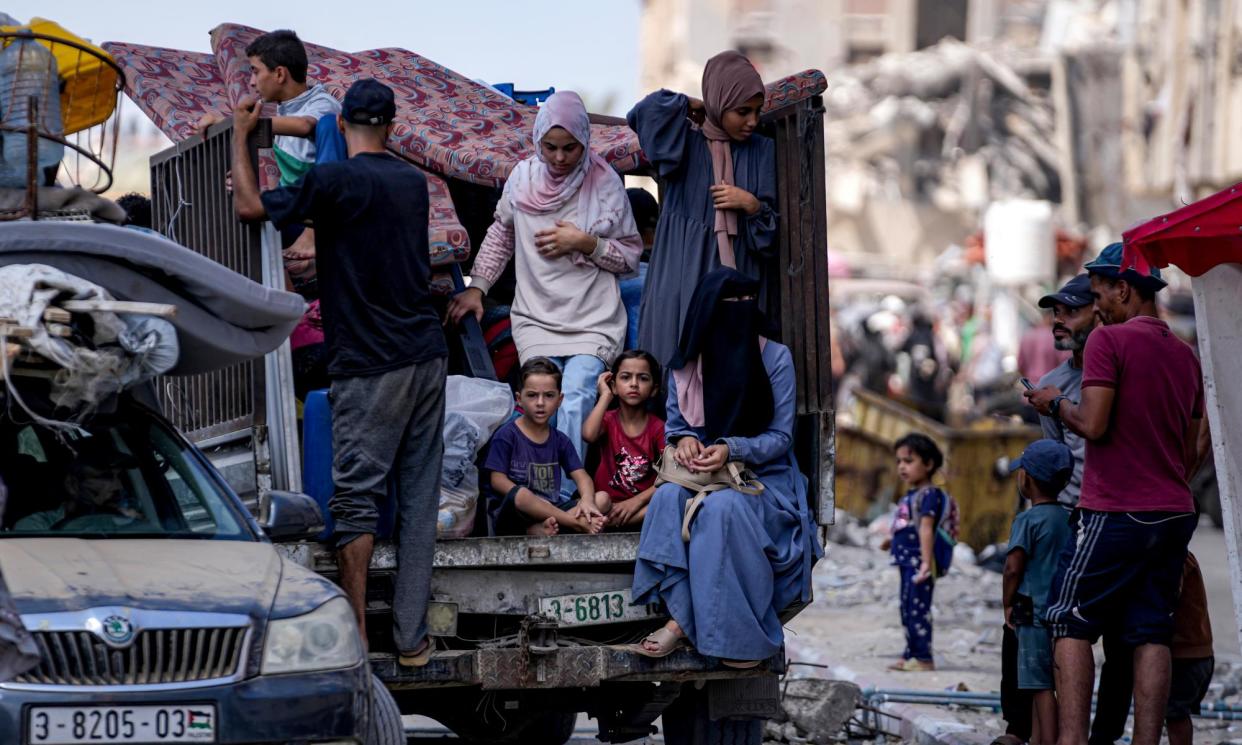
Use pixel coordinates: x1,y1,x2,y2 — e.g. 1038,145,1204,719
1026,243,1204,745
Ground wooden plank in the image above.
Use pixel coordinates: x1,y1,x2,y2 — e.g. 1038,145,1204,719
807,98,834,413
796,105,822,415
58,300,178,318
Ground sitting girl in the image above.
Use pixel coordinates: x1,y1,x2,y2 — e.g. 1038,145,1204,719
485,358,608,536
582,350,665,528
449,91,643,504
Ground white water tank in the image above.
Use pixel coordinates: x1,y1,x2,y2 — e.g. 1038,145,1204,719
983,199,1055,287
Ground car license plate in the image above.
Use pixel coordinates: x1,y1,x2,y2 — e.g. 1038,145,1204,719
539,589,659,627
27,705,216,744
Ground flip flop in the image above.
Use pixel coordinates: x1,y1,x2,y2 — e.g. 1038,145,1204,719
397,637,435,668
721,659,762,669
630,627,688,658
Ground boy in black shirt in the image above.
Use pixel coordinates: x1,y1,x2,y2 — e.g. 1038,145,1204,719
233,78,447,667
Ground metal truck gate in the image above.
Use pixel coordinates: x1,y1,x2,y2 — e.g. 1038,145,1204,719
149,120,299,507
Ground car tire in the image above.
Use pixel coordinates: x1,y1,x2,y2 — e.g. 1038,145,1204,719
367,673,404,745
522,710,577,745
661,684,763,745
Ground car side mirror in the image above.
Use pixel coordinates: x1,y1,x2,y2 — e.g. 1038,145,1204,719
261,490,325,542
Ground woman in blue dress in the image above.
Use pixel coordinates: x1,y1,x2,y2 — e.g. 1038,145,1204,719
626,51,778,368
631,268,821,666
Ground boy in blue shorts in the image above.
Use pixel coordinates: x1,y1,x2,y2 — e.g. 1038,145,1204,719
1004,440,1074,745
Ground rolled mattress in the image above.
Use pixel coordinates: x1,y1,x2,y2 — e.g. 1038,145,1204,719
0,222,304,374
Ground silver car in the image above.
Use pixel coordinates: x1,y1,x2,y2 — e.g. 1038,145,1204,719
0,395,402,745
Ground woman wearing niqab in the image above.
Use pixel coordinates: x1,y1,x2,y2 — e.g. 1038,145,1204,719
631,268,821,664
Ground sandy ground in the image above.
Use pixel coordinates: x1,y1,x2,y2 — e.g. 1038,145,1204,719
783,518,1242,743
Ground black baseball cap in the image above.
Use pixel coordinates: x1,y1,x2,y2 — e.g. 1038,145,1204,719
342,79,396,125
1038,274,1093,309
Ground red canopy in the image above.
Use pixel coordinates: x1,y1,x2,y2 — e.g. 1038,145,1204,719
1122,183,1242,276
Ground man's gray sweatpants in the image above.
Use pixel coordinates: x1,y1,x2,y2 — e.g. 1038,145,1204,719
329,357,447,653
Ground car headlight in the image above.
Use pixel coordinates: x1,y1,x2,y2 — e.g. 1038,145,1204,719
262,597,363,675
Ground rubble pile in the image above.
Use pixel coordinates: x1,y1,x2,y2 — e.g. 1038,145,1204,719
824,39,1059,211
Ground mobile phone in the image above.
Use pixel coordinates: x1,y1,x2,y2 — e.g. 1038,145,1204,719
1020,377,1035,390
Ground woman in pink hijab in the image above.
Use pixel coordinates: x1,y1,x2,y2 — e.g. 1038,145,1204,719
626,50,778,369
449,91,643,507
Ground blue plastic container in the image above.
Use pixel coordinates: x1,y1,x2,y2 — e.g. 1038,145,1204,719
490,83,556,106
301,389,396,541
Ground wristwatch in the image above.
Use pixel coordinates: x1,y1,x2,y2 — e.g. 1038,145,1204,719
1050,395,1069,420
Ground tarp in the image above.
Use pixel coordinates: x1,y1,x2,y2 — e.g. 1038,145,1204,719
0,222,304,375
1123,183,1242,276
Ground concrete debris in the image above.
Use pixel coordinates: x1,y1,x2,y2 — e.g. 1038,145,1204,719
774,679,864,744
824,39,1059,212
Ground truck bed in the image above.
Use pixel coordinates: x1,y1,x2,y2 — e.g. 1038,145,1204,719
277,534,796,691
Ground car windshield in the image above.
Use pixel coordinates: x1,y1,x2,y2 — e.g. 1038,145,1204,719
1,408,253,540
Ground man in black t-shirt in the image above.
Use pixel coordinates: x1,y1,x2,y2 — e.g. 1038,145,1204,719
233,78,446,667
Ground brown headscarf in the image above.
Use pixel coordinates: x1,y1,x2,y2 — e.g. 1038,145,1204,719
700,51,764,268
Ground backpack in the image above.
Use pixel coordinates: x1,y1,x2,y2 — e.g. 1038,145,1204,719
912,486,960,578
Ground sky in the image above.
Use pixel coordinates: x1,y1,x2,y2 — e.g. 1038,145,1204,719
17,1,642,115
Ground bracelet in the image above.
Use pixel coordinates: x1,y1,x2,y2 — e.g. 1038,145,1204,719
506,485,523,504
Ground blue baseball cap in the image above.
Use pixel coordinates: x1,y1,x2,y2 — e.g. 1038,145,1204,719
1008,439,1074,483
1084,242,1168,291
1038,274,1093,309
342,79,396,125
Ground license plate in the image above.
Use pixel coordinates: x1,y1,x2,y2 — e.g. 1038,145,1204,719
539,589,659,627
27,705,216,744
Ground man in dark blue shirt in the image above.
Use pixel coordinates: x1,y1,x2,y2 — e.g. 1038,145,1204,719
233,78,446,667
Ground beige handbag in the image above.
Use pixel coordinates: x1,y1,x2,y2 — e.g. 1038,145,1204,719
653,444,764,541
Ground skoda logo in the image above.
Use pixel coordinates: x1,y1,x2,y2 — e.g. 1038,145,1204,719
100,615,135,646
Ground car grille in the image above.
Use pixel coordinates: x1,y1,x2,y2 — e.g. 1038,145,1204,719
14,626,248,686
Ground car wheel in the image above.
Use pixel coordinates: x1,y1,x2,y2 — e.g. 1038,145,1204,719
660,684,763,745
367,673,404,745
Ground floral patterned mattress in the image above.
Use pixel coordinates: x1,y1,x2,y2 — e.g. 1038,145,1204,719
103,23,828,274
102,40,469,269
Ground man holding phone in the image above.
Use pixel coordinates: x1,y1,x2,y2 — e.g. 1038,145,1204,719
1032,274,1096,508
1025,244,1203,745
997,276,1099,745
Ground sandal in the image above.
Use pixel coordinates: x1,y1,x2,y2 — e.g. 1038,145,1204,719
721,659,762,669
397,637,435,668
886,658,935,672
630,627,688,658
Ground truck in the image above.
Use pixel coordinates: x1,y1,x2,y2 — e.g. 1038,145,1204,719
141,77,837,743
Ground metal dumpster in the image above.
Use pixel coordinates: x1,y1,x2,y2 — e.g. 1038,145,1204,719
836,389,1040,549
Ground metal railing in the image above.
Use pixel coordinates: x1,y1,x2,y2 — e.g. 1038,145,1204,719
150,119,301,497
150,121,264,443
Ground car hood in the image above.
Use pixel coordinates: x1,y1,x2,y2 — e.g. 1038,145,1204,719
0,539,282,617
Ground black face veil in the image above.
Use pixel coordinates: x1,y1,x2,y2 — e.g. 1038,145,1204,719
669,268,775,442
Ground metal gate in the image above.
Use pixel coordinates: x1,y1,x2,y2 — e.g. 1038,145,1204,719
149,120,300,506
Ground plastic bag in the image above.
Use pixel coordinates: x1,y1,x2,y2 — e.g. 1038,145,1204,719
437,376,514,538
